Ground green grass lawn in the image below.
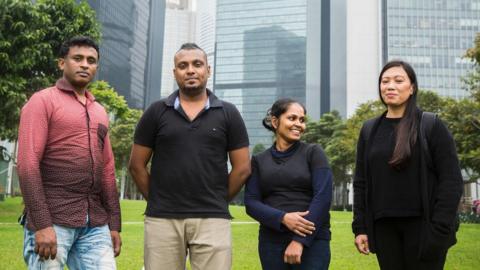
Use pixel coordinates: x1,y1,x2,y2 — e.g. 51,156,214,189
1,197,479,269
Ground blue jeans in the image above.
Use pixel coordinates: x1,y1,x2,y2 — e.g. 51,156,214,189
259,238,330,270
23,224,116,270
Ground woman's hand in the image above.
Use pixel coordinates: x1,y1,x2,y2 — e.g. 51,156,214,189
282,211,315,237
284,240,303,264
354,234,370,255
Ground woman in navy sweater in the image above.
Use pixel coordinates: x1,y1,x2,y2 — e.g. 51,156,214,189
352,60,463,269
245,98,333,270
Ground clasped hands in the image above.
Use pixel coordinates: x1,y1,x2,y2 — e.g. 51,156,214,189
281,211,315,264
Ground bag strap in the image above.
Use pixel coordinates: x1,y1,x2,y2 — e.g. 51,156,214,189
420,112,437,169
419,111,437,219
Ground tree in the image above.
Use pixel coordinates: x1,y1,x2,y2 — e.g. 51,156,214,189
417,90,447,113
0,0,100,140
35,0,101,82
89,81,129,120
303,111,352,208
440,34,480,183
303,110,344,149
110,108,143,199
88,81,138,166
89,81,142,199
442,98,480,183
252,143,266,155
441,33,480,183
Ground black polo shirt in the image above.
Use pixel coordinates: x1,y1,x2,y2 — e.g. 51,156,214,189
134,89,249,219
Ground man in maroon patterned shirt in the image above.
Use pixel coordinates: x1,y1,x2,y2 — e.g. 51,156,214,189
17,36,121,269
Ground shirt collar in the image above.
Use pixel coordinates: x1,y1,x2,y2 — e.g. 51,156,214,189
165,89,223,109
174,95,210,110
55,78,95,101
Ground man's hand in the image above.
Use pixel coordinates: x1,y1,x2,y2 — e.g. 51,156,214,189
282,211,315,237
35,227,57,260
284,240,303,264
110,231,122,257
354,234,370,255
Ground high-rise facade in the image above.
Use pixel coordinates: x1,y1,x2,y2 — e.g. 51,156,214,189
86,0,166,109
196,0,217,91
345,0,382,116
345,0,480,116
159,0,217,97
383,0,480,98
161,0,196,97
214,0,334,147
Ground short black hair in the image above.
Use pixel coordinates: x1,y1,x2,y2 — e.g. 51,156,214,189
177,42,204,52
175,42,207,61
58,36,100,59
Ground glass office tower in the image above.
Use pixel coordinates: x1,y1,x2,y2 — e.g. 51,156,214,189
215,0,315,147
86,0,165,109
383,0,480,98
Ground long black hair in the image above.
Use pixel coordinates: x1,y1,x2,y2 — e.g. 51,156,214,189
378,60,419,168
262,98,306,132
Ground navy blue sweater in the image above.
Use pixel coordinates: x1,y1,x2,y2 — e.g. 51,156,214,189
245,141,333,247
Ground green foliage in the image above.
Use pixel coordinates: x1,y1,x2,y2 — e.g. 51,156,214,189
89,81,129,119
303,110,343,149
444,32,480,183
459,212,480,224
303,111,353,185
110,109,142,168
465,33,480,65
417,90,447,113
35,0,101,81
252,143,266,155
89,81,141,171
0,0,100,140
442,92,480,183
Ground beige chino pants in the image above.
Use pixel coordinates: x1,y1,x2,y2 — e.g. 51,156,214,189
144,217,232,270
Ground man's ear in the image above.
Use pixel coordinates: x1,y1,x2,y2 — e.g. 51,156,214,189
58,58,65,71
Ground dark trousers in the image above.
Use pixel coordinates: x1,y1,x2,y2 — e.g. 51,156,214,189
374,217,447,270
258,237,330,270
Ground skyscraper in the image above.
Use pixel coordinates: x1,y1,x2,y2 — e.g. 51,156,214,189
196,0,217,91
159,0,218,97
161,0,195,97
382,0,480,98
345,0,480,116
86,0,166,109
345,0,381,116
214,0,333,147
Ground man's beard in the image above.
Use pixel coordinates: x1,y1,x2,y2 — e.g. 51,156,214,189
180,84,206,97
68,77,91,90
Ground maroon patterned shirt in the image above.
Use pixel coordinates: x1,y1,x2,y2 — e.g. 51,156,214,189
17,78,121,232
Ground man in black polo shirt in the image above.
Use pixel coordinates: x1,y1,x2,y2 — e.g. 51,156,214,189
129,43,251,270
